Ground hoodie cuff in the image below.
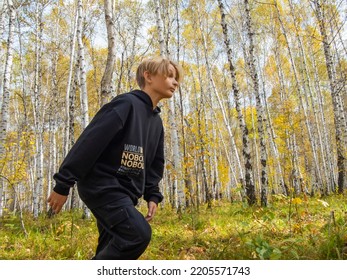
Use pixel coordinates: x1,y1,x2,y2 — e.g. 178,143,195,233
53,184,70,196
147,196,161,205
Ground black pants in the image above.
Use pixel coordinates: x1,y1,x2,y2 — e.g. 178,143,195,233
90,196,152,260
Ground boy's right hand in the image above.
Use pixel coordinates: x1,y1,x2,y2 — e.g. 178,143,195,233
47,191,68,214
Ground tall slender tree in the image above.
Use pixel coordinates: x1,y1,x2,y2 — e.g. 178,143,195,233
218,0,256,205
0,0,16,217
312,0,346,193
101,0,117,106
243,0,268,206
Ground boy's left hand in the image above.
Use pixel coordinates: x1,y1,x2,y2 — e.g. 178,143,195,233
47,191,68,214
146,201,157,222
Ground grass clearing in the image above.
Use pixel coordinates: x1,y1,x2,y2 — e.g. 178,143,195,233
1,194,346,260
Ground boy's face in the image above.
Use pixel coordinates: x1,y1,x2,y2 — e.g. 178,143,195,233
146,64,179,100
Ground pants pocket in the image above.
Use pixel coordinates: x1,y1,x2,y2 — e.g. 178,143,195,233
102,206,148,251
105,207,130,228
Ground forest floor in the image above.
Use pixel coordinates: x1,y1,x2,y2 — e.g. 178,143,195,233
1,194,347,260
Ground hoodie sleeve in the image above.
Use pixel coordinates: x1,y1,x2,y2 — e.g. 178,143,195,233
143,128,164,204
53,98,131,195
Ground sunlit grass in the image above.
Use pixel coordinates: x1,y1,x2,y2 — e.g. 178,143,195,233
1,194,346,260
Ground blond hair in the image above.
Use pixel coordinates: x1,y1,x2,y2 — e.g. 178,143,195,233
136,57,182,89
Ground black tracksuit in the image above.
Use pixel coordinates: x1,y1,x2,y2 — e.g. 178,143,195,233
53,90,164,259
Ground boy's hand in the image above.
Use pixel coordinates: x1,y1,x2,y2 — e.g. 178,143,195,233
47,191,68,214
145,201,158,222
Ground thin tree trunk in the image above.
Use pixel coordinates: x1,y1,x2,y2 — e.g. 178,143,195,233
274,1,324,194
288,0,331,192
32,1,44,218
272,30,296,195
67,57,78,211
175,0,192,208
64,8,78,157
101,0,117,106
312,0,346,193
77,0,90,218
309,43,337,190
77,0,89,129
0,0,7,105
243,0,268,206
0,0,15,217
155,0,184,211
218,0,256,205
154,0,165,57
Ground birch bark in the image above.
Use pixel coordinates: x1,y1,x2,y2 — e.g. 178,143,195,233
32,1,44,218
312,0,346,193
243,0,268,206
64,8,78,157
101,0,117,106
288,0,331,192
0,0,15,170
77,0,90,218
0,0,15,217
77,0,89,129
154,0,184,210
218,0,256,205
274,1,324,193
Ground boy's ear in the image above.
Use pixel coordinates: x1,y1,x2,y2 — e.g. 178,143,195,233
143,71,152,84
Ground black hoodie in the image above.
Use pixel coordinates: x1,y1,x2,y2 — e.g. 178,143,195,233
53,90,164,209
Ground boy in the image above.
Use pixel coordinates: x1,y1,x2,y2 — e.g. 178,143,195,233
47,57,182,260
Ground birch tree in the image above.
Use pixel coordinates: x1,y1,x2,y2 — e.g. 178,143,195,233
32,1,46,218
100,0,117,106
218,0,256,205
76,0,90,218
0,0,15,169
288,0,334,193
0,0,16,217
312,0,346,193
64,5,78,157
243,0,268,206
77,0,89,130
154,0,185,210
274,1,324,194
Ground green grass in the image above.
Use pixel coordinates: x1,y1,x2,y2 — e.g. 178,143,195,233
1,194,347,260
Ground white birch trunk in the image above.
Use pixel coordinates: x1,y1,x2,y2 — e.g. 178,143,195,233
67,58,78,211
310,49,337,189
154,0,165,57
244,0,268,206
77,0,89,129
0,0,15,217
312,0,346,192
101,0,117,106
218,0,255,204
288,0,331,192
0,0,7,107
154,0,184,210
33,2,44,218
0,0,15,168
64,9,78,157
275,2,324,193
77,0,90,218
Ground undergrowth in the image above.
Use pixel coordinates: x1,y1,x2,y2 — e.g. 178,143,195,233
1,194,346,260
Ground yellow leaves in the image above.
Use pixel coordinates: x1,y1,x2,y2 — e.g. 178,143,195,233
217,160,230,187
56,221,80,236
265,55,278,83
1,131,34,185
292,197,303,205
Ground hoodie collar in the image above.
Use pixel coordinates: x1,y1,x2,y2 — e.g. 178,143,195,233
131,90,161,114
